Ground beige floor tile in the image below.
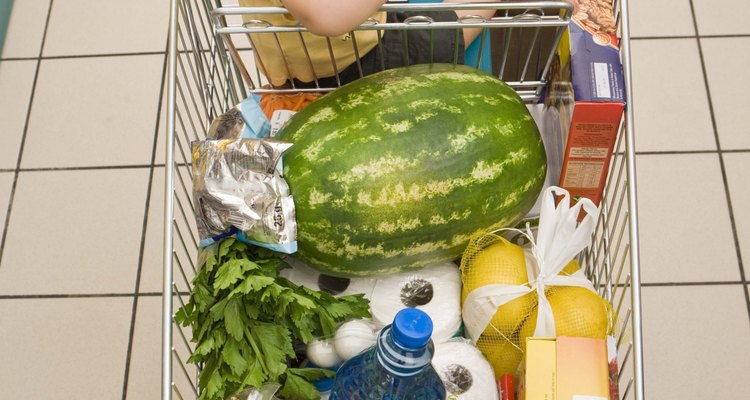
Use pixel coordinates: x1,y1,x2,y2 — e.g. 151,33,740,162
635,153,740,283
701,37,750,151
0,0,49,58
21,55,163,168
641,285,750,399
140,167,199,294
628,0,695,37
0,60,36,169
630,39,716,152
0,169,149,295
693,0,750,35
0,173,12,231
723,152,750,278
0,297,132,398
43,0,169,57
125,296,161,400
126,295,198,400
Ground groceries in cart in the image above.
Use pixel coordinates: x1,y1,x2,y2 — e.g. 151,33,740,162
179,58,620,399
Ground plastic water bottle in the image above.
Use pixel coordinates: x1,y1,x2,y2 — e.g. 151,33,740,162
330,308,446,400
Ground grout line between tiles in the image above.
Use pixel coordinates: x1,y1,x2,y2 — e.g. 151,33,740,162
0,47,252,63
0,50,167,62
641,281,745,287
17,164,158,172
0,0,54,270
632,33,750,40
688,0,750,324
0,291,179,300
121,36,171,400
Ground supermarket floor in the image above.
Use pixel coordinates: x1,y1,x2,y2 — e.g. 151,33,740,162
0,1,749,399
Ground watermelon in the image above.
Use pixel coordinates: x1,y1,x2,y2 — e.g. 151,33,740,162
278,64,546,276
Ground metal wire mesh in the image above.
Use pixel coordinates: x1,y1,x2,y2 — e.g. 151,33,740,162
163,1,643,399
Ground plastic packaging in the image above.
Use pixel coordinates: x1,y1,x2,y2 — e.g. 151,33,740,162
191,139,298,253
330,308,446,400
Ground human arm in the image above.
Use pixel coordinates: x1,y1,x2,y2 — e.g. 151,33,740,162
282,0,388,36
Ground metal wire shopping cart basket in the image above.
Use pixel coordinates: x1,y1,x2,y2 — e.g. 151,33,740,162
162,1,645,399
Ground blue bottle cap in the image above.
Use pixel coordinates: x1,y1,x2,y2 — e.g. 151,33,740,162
314,376,334,393
392,308,433,349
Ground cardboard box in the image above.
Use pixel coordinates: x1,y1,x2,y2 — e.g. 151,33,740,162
519,336,610,400
518,337,556,400
557,0,625,207
557,336,609,400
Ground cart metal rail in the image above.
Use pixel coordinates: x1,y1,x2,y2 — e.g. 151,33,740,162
163,1,644,399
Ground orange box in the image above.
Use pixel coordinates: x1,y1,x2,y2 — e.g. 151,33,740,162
557,336,609,400
559,104,624,206
518,337,610,400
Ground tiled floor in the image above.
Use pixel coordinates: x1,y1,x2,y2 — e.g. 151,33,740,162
0,0,748,399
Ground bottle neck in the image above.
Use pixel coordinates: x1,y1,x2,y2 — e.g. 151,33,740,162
375,325,434,377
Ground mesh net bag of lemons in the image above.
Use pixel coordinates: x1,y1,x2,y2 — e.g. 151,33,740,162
460,187,616,378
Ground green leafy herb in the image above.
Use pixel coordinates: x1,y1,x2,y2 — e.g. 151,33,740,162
175,238,371,400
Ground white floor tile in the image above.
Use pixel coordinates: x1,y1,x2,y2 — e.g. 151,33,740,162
0,297,132,398
701,37,750,150
126,295,197,400
21,55,163,168
43,0,170,57
125,296,161,400
0,60,37,169
693,0,750,35
723,152,750,279
641,285,750,399
630,39,716,152
0,169,149,295
628,0,695,37
0,0,49,58
0,173,12,232
635,153,740,283
140,167,198,294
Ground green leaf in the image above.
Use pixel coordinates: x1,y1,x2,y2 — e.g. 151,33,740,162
252,322,294,380
198,353,224,400
244,301,261,320
290,292,318,310
214,259,259,291
218,237,238,261
278,369,325,400
221,338,248,376
223,298,246,341
202,250,219,275
286,367,335,381
229,275,275,297
208,298,229,321
240,357,267,391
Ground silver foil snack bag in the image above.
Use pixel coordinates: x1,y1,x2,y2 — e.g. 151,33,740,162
192,139,297,253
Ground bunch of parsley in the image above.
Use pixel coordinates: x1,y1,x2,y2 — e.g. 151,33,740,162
175,238,371,400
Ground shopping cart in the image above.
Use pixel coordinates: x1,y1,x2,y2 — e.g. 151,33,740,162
162,1,645,399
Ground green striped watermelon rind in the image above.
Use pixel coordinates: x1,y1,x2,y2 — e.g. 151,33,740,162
278,64,547,277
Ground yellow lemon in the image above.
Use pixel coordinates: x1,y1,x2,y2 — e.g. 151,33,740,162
462,239,536,339
517,286,613,353
476,333,524,378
